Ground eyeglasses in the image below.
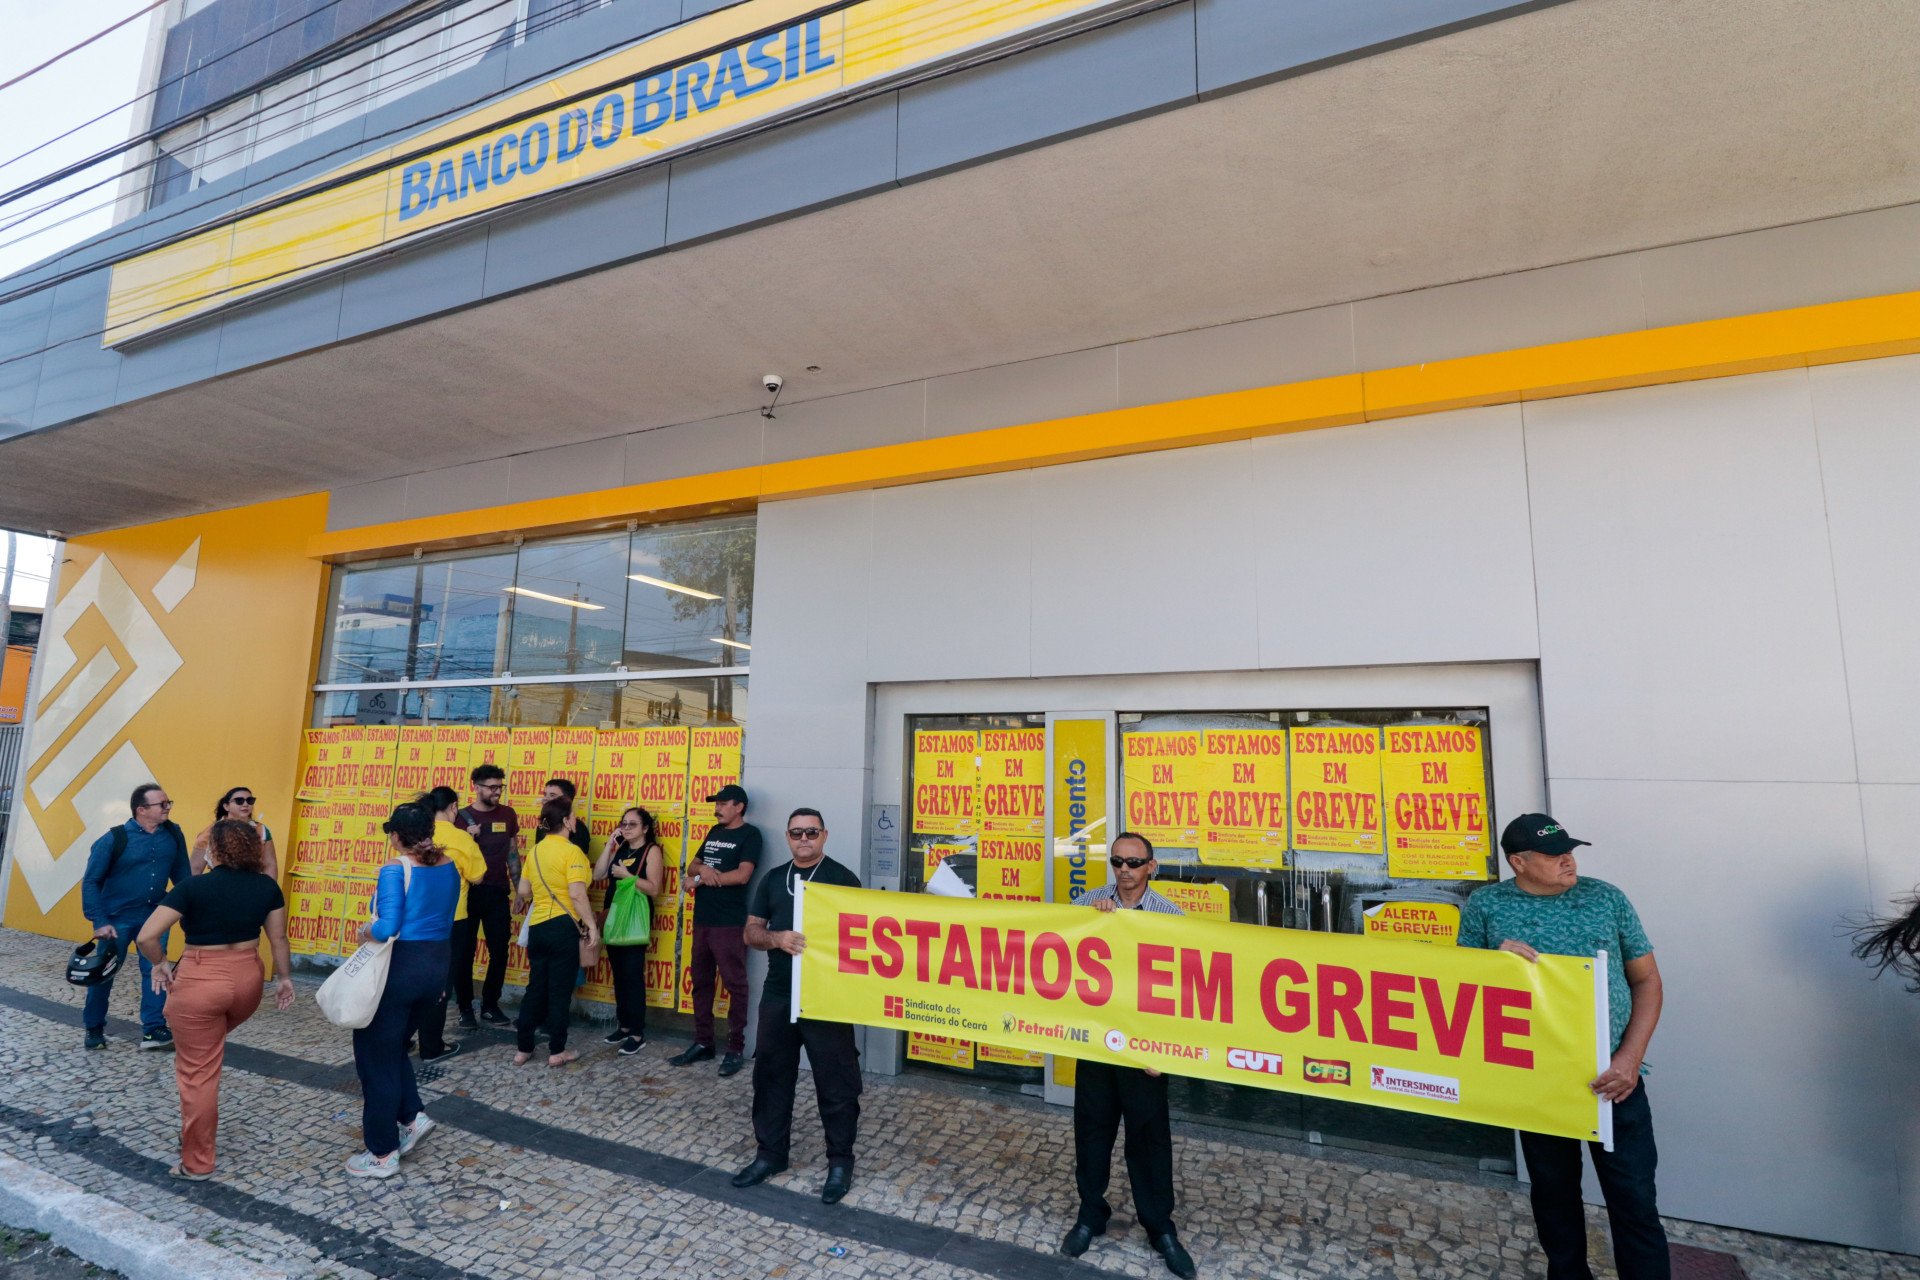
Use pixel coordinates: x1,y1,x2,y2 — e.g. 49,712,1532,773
787,827,823,840
142,799,173,810
1109,855,1150,869
230,796,256,806
477,782,504,791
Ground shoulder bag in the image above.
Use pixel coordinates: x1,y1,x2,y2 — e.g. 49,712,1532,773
533,843,600,970
316,859,411,1028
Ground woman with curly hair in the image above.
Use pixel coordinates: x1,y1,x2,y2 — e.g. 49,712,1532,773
345,802,461,1178
1851,889,1920,992
136,820,293,1180
190,787,278,879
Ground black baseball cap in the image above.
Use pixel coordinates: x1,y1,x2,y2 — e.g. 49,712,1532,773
1500,813,1590,857
707,784,748,807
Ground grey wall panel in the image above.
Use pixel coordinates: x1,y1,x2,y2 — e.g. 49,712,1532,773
664,96,901,245
1195,0,1559,95
41,271,113,347
326,476,409,531
760,381,926,464
896,3,1197,180
338,226,490,340
0,352,42,438
0,289,54,369
481,168,670,299
114,321,223,405
924,346,1117,438
680,0,741,19
405,457,511,518
213,276,345,375
506,435,629,502
1353,255,1646,369
30,339,121,430
1116,304,1355,408
625,411,764,484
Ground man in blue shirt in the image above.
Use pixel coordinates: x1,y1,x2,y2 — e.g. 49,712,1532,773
1459,813,1669,1280
79,783,192,1052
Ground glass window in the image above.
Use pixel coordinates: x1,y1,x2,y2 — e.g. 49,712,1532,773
254,70,318,163
311,44,375,138
323,562,419,684
624,514,754,671
412,550,515,683
506,532,630,676
195,98,256,188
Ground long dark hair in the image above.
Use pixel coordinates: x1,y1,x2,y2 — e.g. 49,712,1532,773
213,786,255,823
617,805,658,853
384,802,447,867
1851,890,1920,992
538,797,574,836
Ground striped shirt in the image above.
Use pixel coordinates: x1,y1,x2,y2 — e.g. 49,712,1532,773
1073,884,1184,915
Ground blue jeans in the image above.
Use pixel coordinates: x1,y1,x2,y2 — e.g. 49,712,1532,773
83,915,169,1034
352,939,449,1157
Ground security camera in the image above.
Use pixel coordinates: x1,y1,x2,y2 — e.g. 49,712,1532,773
762,373,784,395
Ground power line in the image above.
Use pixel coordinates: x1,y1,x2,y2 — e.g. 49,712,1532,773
0,0,171,93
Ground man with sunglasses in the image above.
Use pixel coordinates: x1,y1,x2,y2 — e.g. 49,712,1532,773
1063,832,1196,1280
78,783,191,1051
734,808,863,1204
453,763,522,1028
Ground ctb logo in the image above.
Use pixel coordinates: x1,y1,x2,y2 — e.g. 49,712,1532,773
1225,1048,1283,1076
1302,1057,1350,1084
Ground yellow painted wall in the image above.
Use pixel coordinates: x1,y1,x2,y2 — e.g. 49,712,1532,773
3,494,328,941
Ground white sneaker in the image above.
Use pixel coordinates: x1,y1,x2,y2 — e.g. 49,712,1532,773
345,1149,400,1178
397,1113,436,1157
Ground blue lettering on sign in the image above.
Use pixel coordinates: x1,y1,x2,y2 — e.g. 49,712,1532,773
394,20,834,223
1066,757,1090,899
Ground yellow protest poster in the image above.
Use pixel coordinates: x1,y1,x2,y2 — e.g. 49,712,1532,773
1383,724,1491,880
549,727,596,810
908,1034,975,1069
1157,880,1232,920
920,841,969,883
1197,728,1288,867
638,726,692,815
297,728,339,802
506,727,553,809
394,726,435,801
687,726,742,811
980,728,1045,836
351,800,391,877
429,724,473,792
334,726,365,800
647,856,681,1009
287,878,322,955
801,884,1609,1143
592,728,642,827
360,724,400,803
341,878,376,946
1289,725,1385,856
912,729,979,835
290,803,331,876
1121,731,1202,851
1364,901,1461,945
1052,718,1109,904
469,725,510,771
315,876,348,957
978,836,1044,903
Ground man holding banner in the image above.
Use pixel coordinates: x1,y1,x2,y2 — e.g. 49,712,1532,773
1064,832,1197,1280
1461,814,1669,1280
734,808,863,1204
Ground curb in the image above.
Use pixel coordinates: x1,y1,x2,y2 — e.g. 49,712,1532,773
0,1153,289,1280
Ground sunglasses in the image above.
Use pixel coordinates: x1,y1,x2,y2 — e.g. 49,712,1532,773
230,796,256,806
1109,855,1151,869
787,827,823,840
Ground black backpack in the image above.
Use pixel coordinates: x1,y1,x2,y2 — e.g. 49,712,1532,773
104,820,188,881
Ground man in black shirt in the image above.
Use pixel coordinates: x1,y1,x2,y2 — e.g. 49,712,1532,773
731,807,863,1204
669,784,760,1076
453,764,521,1028
542,779,594,855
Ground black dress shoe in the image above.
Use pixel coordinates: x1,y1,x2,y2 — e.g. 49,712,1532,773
730,1156,788,1188
820,1166,852,1204
669,1043,715,1067
1149,1231,1197,1279
1060,1221,1105,1257
717,1052,745,1077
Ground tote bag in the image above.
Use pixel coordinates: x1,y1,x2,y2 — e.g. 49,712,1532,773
316,861,411,1029
603,876,652,947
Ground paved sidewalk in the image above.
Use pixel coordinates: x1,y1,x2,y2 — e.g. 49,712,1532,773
0,927,1912,1280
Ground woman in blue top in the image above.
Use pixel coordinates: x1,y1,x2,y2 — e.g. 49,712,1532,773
345,802,461,1179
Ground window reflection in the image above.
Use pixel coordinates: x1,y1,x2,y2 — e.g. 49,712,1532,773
625,515,753,671
506,534,629,677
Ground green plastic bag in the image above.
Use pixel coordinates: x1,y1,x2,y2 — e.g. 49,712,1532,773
603,876,652,947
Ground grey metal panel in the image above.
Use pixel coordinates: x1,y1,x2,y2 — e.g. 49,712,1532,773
481,168,670,298
1194,0,1561,95
213,276,346,375
405,456,510,518
664,96,900,245
505,0,680,90
337,226,490,340
114,321,224,404
0,290,54,368
30,338,121,429
326,476,410,531
897,3,1197,180
681,0,741,17
0,352,42,438
41,271,112,347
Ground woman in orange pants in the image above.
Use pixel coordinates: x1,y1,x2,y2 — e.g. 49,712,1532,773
137,820,294,1179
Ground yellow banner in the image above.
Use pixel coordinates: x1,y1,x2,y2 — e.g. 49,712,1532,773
799,884,1609,1142
1289,725,1384,856
1050,718,1108,903
912,729,979,835
1198,727,1288,867
1121,730,1201,852
1384,724,1491,880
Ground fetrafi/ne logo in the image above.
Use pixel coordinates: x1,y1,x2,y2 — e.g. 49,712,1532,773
12,541,200,912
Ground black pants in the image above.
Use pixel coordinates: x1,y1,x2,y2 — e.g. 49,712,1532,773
1073,1059,1176,1238
608,944,648,1037
751,1001,861,1168
1518,1082,1670,1280
452,883,511,1013
352,939,448,1158
516,917,580,1055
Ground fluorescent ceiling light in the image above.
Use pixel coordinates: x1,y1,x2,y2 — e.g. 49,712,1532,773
628,572,720,600
505,586,605,610
710,637,751,650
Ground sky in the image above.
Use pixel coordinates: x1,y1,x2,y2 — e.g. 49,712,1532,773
0,2,154,606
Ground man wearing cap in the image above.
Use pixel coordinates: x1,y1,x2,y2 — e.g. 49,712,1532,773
669,783,760,1077
1459,814,1668,1280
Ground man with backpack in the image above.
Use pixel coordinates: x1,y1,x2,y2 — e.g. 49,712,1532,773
79,783,192,1051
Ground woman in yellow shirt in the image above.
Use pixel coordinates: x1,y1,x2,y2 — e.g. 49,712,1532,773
415,787,487,1063
514,798,599,1067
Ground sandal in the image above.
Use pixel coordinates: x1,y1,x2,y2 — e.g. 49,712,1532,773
547,1050,578,1068
169,1164,211,1181
512,1051,532,1066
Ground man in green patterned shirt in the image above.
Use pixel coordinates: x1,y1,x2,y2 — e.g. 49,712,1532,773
1458,813,1669,1280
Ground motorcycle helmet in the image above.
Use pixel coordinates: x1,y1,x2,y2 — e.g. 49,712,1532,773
66,939,123,988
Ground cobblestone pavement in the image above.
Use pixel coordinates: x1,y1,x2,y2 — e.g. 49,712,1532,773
0,929,1913,1280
